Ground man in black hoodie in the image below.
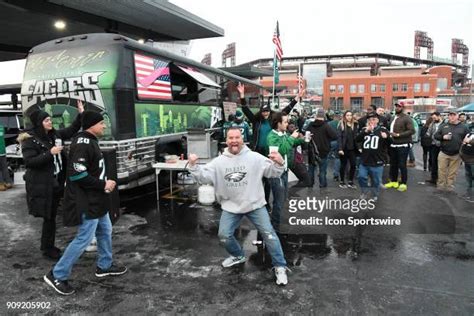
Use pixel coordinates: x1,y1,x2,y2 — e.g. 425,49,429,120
306,108,338,187
434,110,469,191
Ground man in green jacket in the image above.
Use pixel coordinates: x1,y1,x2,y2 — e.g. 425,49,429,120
267,112,305,230
0,123,13,191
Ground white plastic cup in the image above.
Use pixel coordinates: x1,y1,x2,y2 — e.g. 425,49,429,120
305,131,311,142
269,146,279,153
55,139,62,147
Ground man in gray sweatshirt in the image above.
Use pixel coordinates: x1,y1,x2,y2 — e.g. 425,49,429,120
188,127,290,285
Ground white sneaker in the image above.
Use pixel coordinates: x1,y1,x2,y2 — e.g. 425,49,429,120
85,237,97,252
274,266,289,286
221,255,246,268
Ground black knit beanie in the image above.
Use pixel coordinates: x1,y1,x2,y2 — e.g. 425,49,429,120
81,111,104,130
29,110,50,128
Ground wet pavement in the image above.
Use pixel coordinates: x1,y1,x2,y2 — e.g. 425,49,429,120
1,145,474,315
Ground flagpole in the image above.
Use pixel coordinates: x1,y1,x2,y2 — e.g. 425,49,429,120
298,63,301,95
272,49,276,109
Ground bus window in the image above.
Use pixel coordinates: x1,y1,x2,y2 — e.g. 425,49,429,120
170,63,198,102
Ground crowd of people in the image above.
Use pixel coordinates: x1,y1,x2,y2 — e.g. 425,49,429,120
189,85,474,286
1,86,473,291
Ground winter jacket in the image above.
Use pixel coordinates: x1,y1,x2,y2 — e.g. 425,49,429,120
388,113,415,145
241,98,297,152
306,119,338,160
267,130,305,169
434,122,469,156
19,114,82,219
337,122,358,151
420,125,432,147
62,131,109,226
427,121,443,147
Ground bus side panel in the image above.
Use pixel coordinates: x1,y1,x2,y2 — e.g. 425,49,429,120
135,103,222,138
20,44,123,140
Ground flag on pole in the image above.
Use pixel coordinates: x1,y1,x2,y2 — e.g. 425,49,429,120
297,75,304,93
272,21,283,61
272,21,283,85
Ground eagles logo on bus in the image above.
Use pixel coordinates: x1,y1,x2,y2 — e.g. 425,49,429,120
134,53,172,100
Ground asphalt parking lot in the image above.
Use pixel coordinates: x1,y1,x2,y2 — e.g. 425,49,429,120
1,146,473,315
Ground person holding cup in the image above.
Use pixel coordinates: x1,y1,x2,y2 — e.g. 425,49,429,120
434,110,469,191
266,112,305,231
19,100,84,259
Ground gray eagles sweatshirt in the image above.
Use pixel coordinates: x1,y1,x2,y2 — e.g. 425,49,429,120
188,146,284,214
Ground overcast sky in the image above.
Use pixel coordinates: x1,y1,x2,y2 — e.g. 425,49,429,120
171,0,473,67
0,0,472,88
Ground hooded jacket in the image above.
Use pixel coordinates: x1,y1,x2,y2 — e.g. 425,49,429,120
306,119,338,159
188,145,284,214
19,113,82,219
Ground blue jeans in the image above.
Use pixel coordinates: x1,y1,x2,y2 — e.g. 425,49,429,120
358,164,384,197
308,157,329,187
218,207,287,267
329,141,340,178
269,171,288,230
53,212,113,280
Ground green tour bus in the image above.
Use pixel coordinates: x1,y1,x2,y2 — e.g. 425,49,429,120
21,33,262,189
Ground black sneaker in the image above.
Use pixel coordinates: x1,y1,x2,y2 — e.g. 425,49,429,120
43,270,75,295
95,263,128,278
347,182,357,189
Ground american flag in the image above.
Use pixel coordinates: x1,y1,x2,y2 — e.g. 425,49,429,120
297,75,304,92
134,53,172,100
272,21,283,61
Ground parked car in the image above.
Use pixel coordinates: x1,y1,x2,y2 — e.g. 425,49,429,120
0,109,23,174
412,112,430,126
